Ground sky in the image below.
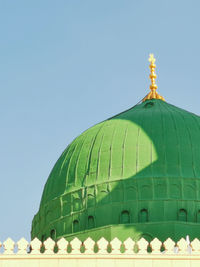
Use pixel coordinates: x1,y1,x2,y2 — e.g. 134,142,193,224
1,0,200,242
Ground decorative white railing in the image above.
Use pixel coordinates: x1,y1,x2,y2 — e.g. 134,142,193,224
0,237,199,255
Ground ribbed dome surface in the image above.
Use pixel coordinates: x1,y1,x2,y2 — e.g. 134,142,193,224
32,99,200,241
41,99,200,205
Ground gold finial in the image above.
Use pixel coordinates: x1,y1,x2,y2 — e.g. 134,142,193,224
142,54,165,102
149,53,156,64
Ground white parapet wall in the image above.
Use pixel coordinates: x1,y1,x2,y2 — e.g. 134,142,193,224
0,237,200,266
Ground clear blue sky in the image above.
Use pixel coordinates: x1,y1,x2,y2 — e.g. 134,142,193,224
1,0,200,241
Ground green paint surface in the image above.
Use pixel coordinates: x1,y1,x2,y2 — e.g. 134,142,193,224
31,99,200,241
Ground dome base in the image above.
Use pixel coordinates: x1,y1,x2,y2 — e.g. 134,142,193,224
60,222,200,242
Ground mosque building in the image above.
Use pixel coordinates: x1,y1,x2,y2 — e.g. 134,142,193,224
2,54,200,267
31,54,200,244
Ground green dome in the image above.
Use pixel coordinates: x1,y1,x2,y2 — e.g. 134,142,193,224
31,99,200,242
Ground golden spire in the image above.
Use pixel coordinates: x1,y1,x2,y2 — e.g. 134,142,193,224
142,54,165,102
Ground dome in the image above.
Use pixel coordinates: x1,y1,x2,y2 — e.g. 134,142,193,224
31,99,200,242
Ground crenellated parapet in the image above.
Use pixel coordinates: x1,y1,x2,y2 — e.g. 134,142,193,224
0,236,199,255
1,237,200,267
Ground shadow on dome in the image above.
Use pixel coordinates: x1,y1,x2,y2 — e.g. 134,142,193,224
32,99,200,242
